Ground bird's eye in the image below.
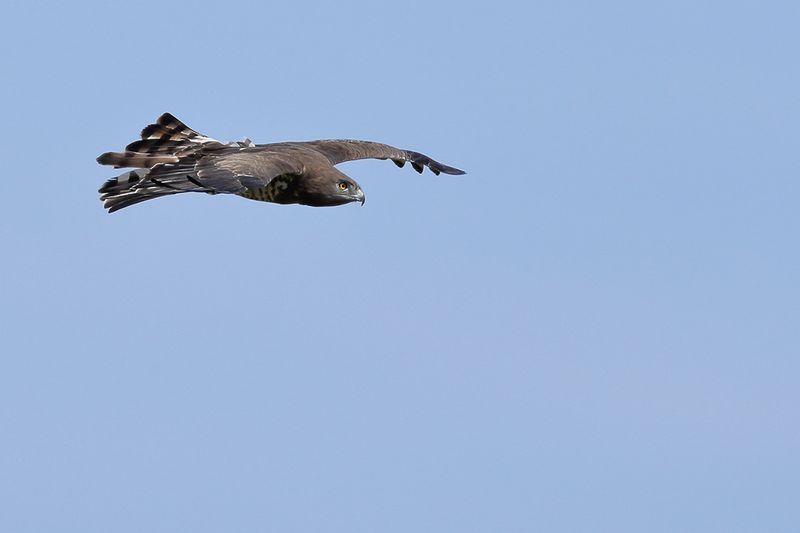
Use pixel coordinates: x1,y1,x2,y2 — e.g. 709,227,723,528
338,182,349,191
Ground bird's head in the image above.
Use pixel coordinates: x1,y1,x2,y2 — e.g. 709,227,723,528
295,170,365,207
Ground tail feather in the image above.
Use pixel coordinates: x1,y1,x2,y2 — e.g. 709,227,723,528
102,186,184,213
134,113,219,155
97,113,220,168
96,151,180,168
98,169,149,196
97,113,226,212
140,112,206,141
125,138,201,154
99,163,215,213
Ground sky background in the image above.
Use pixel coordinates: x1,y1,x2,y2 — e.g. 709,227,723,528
1,1,799,532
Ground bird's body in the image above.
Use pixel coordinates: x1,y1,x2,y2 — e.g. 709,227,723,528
96,113,465,212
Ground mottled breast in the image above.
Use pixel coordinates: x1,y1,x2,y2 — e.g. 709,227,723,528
237,174,298,204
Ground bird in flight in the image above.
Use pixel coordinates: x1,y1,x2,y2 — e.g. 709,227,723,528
97,113,465,212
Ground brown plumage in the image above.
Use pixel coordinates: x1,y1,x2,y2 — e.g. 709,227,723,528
97,113,465,213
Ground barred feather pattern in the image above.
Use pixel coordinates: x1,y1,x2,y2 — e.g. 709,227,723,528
98,163,216,213
139,112,205,142
96,114,252,212
97,113,255,169
97,113,217,169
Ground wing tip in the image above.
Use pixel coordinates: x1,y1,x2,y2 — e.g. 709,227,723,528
445,167,466,175
429,162,466,176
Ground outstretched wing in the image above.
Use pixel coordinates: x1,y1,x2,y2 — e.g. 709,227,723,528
303,140,466,176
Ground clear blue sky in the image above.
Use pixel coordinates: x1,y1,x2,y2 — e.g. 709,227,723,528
1,1,798,532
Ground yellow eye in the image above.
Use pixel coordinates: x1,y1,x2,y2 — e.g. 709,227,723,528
338,182,349,191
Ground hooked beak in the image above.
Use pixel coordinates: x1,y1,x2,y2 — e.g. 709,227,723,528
356,189,365,206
